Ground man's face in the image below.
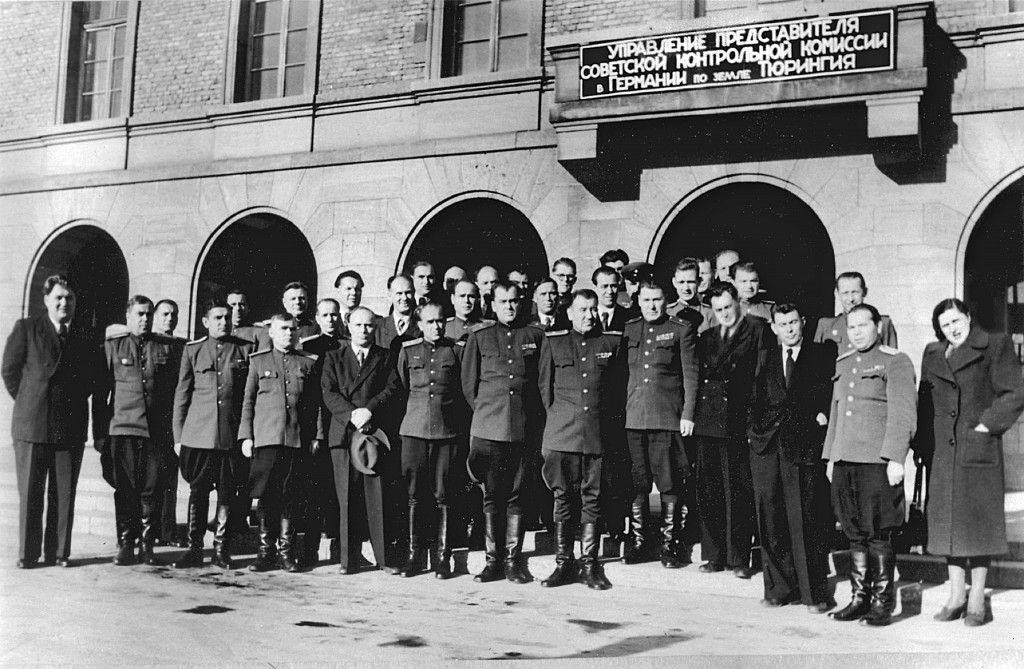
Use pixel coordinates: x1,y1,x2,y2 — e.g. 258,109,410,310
476,267,499,297
444,266,467,293
227,292,248,327
203,306,231,340
316,301,341,337
847,309,880,351
282,288,308,318
154,303,178,335
836,277,866,314
44,284,76,324
570,296,599,334
638,286,666,322
390,277,415,316
534,282,557,316
624,278,640,299
594,272,620,309
337,277,362,310
605,259,626,276
672,269,699,303
715,252,739,282
452,281,479,319
772,310,804,347
734,269,760,301
938,308,971,348
269,318,297,351
711,292,741,329
493,286,520,326
553,263,576,296
697,260,713,292
412,264,435,297
508,271,530,296
419,305,445,343
126,302,153,337
348,309,375,348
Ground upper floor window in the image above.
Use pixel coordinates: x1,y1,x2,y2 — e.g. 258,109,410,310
63,1,130,122
233,0,316,101
438,0,540,78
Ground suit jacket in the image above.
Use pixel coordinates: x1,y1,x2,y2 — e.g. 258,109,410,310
238,347,322,448
598,305,636,332
2,315,104,444
374,313,422,353
172,335,253,450
320,342,399,448
747,340,837,464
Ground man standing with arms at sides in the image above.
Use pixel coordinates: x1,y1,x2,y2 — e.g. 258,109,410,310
714,249,741,284
621,281,698,569
538,289,625,590
593,266,637,332
814,272,898,355
747,303,837,612
551,258,578,314
334,270,366,338
2,275,104,568
227,289,262,344
824,304,915,627
256,282,318,350
475,266,500,320
240,314,322,573
668,258,716,333
171,298,254,570
152,298,187,547
693,283,772,579
461,281,546,584
376,274,421,353
532,278,569,331
98,295,181,566
732,262,774,322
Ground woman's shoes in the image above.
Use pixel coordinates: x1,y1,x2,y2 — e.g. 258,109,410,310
933,601,967,621
963,600,993,627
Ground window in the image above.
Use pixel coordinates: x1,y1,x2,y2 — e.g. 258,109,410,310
63,1,130,123
440,0,537,77
233,0,315,102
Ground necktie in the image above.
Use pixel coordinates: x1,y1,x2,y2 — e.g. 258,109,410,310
785,348,795,388
58,324,68,349
356,349,365,367
418,296,428,307
397,317,407,335
602,312,610,329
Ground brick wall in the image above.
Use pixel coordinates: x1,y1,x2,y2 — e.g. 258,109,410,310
545,0,685,38
0,2,63,131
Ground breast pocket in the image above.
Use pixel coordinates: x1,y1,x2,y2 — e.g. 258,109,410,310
960,429,1001,468
409,362,429,387
194,365,217,388
626,339,640,366
554,354,575,369
114,358,136,383
257,370,279,393
652,342,675,366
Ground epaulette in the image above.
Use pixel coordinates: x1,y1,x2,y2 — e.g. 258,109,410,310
668,315,689,326
186,336,208,346
446,317,455,322
106,331,129,340
250,349,271,356
298,350,318,361
300,334,320,343
471,321,495,332
455,339,466,347
402,337,424,347
603,330,623,337
625,316,643,324
256,319,271,327
546,329,569,337
525,323,545,332
878,345,899,355
149,333,178,344
837,349,856,362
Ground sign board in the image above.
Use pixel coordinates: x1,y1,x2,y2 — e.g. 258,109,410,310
579,9,894,99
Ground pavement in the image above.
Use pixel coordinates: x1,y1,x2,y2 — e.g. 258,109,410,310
1,532,1023,667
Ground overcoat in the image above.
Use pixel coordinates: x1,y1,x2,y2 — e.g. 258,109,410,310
916,327,1024,557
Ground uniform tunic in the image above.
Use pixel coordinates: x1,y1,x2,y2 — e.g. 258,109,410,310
102,332,180,443
667,300,716,334
814,312,898,355
740,297,774,322
445,316,492,343
173,335,253,451
239,348,322,449
396,337,466,440
623,315,698,430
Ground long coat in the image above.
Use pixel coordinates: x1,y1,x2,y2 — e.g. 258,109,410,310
916,327,1024,557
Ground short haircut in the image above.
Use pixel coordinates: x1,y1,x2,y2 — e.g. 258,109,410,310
849,303,881,325
474,265,497,280
316,297,340,311
155,299,178,312
453,279,479,294
270,312,296,325
126,295,154,311
599,249,629,266
534,277,557,292
226,287,246,298
706,282,739,302
674,257,700,275
387,273,413,290
730,261,758,279
572,288,599,305
507,267,529,280
203,297,230,316
334,270,364,289
552,257,577,273
282,281,309,295
592,265,620,284
637,280,666,295
492,280,519,298
714,249,740,264
931,298,969,341
835,271,867,291
42,274,74,297
347,306,375,322
771,302,801,320
414,301,444,322
410,260,433,273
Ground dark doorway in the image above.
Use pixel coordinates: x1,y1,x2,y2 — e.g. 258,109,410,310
653,182,836,321
28,224,129,332
194,213,316,337
403,198,548,283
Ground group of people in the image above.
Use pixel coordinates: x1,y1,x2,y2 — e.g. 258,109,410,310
4,247,1021,629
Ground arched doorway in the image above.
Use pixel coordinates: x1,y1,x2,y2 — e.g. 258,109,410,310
26,223,129,331
194,212,317,337
653,182,835,320
402,197,548,283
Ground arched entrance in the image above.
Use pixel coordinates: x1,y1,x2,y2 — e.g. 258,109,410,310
194,212,317,337
402,197,548,283
653,182,835,320
26,223,129,331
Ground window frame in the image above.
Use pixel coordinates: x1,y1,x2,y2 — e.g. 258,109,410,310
427,0,543,81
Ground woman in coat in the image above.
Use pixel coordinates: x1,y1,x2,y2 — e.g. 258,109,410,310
916,298,1024,627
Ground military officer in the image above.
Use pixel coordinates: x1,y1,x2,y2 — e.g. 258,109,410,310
98,295,181,566
697,257,714,302
446,280,492,341
620,262,655,313
824,303,916,627
461,281,545,584
255,282,318,350
538,289,625,590
668,258,716,333
227,289,263,345
732,262,774,322
152,298,186,547
621,281,698,569
239,313,322,573
814,272,898,354
171,298,254,569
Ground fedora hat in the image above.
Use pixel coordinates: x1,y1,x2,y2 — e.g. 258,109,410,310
350,429,391,476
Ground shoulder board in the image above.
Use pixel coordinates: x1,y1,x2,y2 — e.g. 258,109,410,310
668,316,689,326
256,319,271,327
625,316,643,324
299,334,320,343
471,321,495,332
878,345,899,355
446,316,455,322
150,333,177,344
837,349,856,362
525,323,546,332
296,350,318,361
546,329,569,337
603,330,623,337
186,336,208,346
250,349,271,357
402,337,424,348
106,331,129,340
455,339,466,347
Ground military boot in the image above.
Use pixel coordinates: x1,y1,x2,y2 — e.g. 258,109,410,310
210,504,233,570
433,505,452,580
541,522,577,587
622,497,649,564
173,491,207,568
831,548,872,621
579,523,612,590
474,513,505,583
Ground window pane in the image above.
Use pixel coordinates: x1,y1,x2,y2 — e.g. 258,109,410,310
498,0,528,36
84,2,106,22
458,2,492,42
113,1,128,18
251,35,279,68
456,40,490,76
82,92,105,120
254,0,282,34
110,57,123,87
113,25,125,58
287,0,310,29
84,30,98,61
496,35,528,70
285,29,306,65
284,65,304,96
82,62,106,93
109,89,122,117
251,68,278,99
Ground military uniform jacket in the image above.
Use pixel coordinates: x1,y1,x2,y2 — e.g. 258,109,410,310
740,296,774,322
668,300,717,334
461,321,545,442
445,316,492,342
239,348,322,448
539,329,625,454
822,342,917,464
814,312,897,355
254,315,318,350
396,337,467,440
623,315,698,431
101,332,182,443
233,324,263,345
173,335,253,450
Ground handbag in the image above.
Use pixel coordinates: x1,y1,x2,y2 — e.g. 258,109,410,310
894,462,928,553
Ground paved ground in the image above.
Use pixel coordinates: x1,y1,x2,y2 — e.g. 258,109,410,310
1,533,1022,667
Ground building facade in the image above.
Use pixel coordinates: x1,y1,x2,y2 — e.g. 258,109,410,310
2,0,1024,491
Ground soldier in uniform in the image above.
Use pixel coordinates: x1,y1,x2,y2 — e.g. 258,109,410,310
475,266,499,321
446,280,491,342
171,298,254,569
732,262,774,322
255,282,318,350
538,289,625,589
620,262,655,313
152,298,186,547
824,303,916,627
507,268,534,325
714,249,740,284
227,289,262,345
621,281,698,569
393,302,467,578
814,272,898,355
461,281,545,584
239,313,322,572
98,295,181,566
334,270,366,339
551,258,578,314
668,258,716,333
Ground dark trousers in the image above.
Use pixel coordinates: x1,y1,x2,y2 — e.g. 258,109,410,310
601,430,633,538
750,447,831,604
14,441,83,563
696,435,755,568
180,446,249,536
330,447,387,569
402,437,456,508
832,462,905,552
467,437,525,516
110,436,163,542
626,429,686,500
542,450,603,525
151,448,179,541
303,446,339,546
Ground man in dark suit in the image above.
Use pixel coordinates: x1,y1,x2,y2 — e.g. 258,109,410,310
410,260,448,312
2,274,104,568
693,282,773,579
531,278,569,331
747,303,837,612
593,266,637,332
321,306,401,574
375,274,421,352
